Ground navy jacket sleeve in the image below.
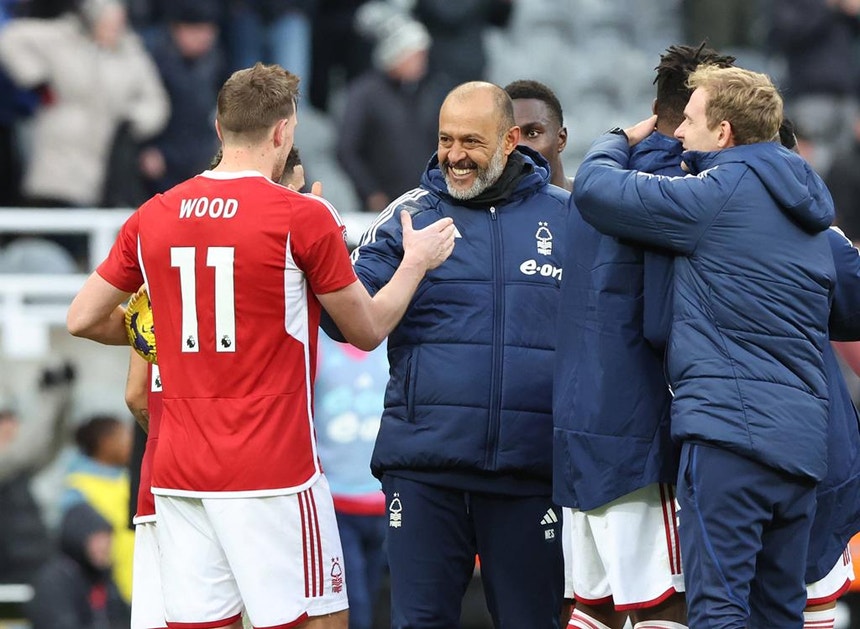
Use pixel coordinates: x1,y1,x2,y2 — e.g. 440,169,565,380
351,207,409,297
574,133,734,255
321,202,432,341
828,227,860,341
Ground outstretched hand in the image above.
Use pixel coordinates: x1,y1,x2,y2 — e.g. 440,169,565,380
624,114,658,147
401,210,456,271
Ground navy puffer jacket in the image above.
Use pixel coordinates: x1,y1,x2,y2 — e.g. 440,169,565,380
574,135,835,481
552,132,682,511
353,148,569,494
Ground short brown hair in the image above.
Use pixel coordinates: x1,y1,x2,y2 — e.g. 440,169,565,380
687,65,782,146
216,63,300,143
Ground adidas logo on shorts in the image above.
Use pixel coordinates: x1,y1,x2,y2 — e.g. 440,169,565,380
541,508,558,540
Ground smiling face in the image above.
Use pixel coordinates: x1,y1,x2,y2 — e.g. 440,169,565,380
437,89,518,200
674,87,723,152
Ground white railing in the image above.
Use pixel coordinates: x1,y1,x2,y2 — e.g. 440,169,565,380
0,208,133,270
0,208,377,358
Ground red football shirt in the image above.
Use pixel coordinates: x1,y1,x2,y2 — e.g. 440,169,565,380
98,171,357,496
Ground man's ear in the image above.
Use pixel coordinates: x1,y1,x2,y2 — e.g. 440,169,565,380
504,125,520,155
558,126,568,154
215,119,223,142
273,118,289,147
717,120,735,149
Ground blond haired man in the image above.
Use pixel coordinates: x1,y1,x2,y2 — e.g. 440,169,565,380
573,66,836,628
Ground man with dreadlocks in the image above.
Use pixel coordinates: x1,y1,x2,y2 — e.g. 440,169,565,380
553,43,735,629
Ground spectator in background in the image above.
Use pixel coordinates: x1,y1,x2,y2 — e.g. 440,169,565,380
682,0,765,56
0,363,74,586
27,502,130,629
227,0,315,85
0,0,169,261
140,0,224,197
61,414,134,606
769,0,860,176
315,334,389,629
826,113,860,242
309,0,373,112
412,0,514,91
337,2,446,212
0,0,38,208
0,0,169,208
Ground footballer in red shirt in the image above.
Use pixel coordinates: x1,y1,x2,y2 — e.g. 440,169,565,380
68,63,455,629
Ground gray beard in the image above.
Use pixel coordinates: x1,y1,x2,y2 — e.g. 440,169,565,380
444,146,506,201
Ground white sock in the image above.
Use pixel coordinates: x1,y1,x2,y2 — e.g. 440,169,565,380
569,608,614,629
803,607,836,629
633,621,688,629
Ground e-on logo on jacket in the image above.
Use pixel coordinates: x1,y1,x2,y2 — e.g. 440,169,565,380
520,221,562,280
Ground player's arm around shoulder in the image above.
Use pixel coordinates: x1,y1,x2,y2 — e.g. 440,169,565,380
318,209,456,351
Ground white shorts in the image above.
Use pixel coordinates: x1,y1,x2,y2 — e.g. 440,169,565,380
564,483,685,610
807,546,855,606
155,475,348,627
132,521,166,629
562,507,575,599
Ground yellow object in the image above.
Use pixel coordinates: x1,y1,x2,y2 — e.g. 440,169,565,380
125,286,157,364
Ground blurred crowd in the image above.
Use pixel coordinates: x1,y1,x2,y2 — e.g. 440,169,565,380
0,0,855,243
0,0,859,626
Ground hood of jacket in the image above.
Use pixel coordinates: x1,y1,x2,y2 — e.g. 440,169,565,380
630,131,683,175
682,143,834,234
59,502,112,581
421,145,550,207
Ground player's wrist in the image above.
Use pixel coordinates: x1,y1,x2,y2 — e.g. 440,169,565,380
399,252,429,275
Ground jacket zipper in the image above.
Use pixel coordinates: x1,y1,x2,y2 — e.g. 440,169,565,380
485,206,502,469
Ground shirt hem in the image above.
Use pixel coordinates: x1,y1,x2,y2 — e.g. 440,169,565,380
151,470,320,499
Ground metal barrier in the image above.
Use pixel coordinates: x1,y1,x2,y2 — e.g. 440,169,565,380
0,583,32,626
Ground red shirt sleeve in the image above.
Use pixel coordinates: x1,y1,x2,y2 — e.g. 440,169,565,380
292,197,357,295
97,210,145,292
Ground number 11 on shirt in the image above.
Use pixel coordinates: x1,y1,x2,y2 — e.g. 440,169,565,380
170,246,236,353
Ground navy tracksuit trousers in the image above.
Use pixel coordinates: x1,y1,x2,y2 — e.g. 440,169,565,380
677,442,817,629
382,474,564,628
